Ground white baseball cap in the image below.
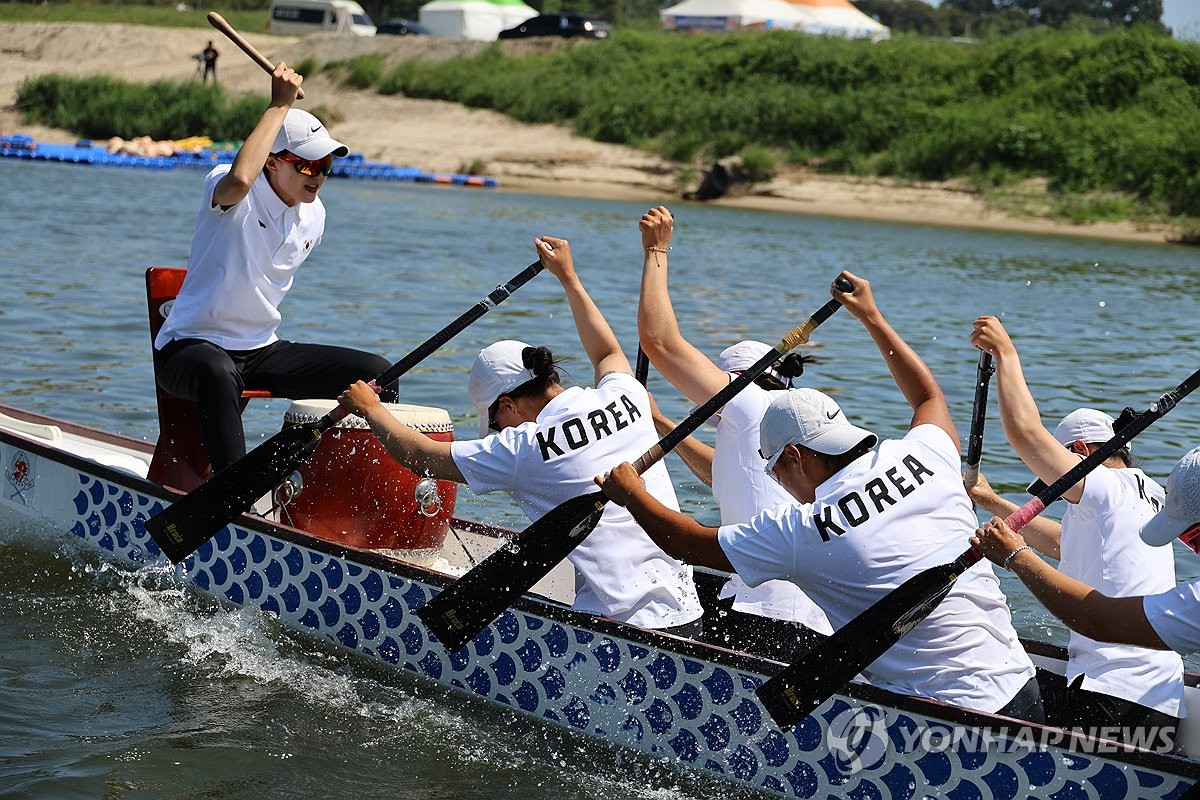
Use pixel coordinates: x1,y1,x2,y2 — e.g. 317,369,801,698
1140,446,1200,546
271,108,348,160
1053,408,1116,447
467,340,536,437
717,340,787,386
758,388,877,473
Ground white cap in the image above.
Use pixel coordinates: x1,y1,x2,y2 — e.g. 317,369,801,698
467,340,536,437
271,108,348,160
758,388,877,473
1053,408,1116,447
717,340,786,385
1141,446,1200,546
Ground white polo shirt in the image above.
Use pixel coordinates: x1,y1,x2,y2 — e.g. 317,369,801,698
1145,578,1200,656
711,382,832,633
1061,466,1185,716
451,372,703,629
718,424,1035,713
155,164,326,351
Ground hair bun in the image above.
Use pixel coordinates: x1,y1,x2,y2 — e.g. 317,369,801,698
522,345,556,377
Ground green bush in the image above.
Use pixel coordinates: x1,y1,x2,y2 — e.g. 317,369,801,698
15,74,266,141
372,27,1200,217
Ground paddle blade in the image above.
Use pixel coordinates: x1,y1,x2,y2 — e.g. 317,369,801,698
755,552,973,730
145,423,323,563
418,491,608,652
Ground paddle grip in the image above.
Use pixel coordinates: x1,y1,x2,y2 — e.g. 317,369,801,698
208,12,305,99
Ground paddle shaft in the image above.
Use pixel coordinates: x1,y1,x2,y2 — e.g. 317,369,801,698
311,261,545,434
962,351,994,487
635,347,649,386
632,279,851,475
208,12,305,99
756,363,1200,730
417,277,852,652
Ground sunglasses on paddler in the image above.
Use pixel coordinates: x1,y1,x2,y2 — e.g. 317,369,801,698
273,152,336,177
1179,522,1200,556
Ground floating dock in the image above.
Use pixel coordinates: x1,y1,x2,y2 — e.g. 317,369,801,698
0,134,497,188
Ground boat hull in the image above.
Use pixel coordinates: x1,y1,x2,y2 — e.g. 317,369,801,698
3,406,1198,799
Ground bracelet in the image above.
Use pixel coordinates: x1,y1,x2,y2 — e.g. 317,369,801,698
644,246,671,253
1002,544,1033,571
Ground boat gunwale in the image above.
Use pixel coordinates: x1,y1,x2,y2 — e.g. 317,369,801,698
3,402,1200,779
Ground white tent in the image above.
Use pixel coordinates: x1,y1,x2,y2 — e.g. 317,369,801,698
660,0,812,31
418,0,536,40
785,0,889,39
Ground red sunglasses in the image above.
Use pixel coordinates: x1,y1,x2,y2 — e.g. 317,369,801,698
1179,522,1200,555
273,152,336,177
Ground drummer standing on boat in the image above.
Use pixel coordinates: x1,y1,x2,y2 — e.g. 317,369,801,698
154,63,393,474
634,205,832,660
598,274,1043,720
338,236,704,635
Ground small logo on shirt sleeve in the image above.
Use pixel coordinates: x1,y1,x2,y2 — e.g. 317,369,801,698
258,220,267,228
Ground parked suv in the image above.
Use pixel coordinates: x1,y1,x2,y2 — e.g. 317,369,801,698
498,12,611,39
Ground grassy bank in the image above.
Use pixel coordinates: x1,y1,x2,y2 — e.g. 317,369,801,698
10,17,1200,233
361,27,1200,222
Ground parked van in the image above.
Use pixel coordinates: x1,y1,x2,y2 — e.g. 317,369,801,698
268,0,377,36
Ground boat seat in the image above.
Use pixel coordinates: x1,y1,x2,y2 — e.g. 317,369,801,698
145,266,274,492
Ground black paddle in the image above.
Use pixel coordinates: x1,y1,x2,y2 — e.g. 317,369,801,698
635,347,650,386
755,364,1200,730
416,277,854,653
146,261,547,563
963,350,994,487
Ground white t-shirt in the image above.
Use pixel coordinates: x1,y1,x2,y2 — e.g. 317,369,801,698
718,424,1035,713
1145,577,1200,656
155,164,326,351
452,372,703,629
1061,466,1184,716
711,382,832,633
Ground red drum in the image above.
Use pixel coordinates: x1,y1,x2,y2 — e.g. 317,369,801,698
279,399,457,555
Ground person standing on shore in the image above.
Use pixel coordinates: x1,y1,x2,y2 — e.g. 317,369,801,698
155,63,393,474
202,40,218,83
635,205,831,661
968,315,1184,750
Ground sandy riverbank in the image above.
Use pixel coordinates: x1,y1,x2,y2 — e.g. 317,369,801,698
0,21,1181,244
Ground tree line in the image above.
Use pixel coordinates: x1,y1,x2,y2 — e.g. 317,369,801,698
851,1,1167,38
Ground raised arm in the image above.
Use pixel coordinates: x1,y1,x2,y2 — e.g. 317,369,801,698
971,315,1087,504
338,381,464,483
636,207,730,405
212,62,303,208
966,470,1062,559
535,236,630,383
971,517,1167,649
837,272,957,449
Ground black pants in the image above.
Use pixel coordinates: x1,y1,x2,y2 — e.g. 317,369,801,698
1039,671,1180,753
996,674,1046,725
155,338,394,472
700,596,828,663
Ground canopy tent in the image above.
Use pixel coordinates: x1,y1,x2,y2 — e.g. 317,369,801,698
660,0,811,31
785,0,889,39
418,0,536,40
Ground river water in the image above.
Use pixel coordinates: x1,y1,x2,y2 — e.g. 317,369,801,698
2,158,1198,798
